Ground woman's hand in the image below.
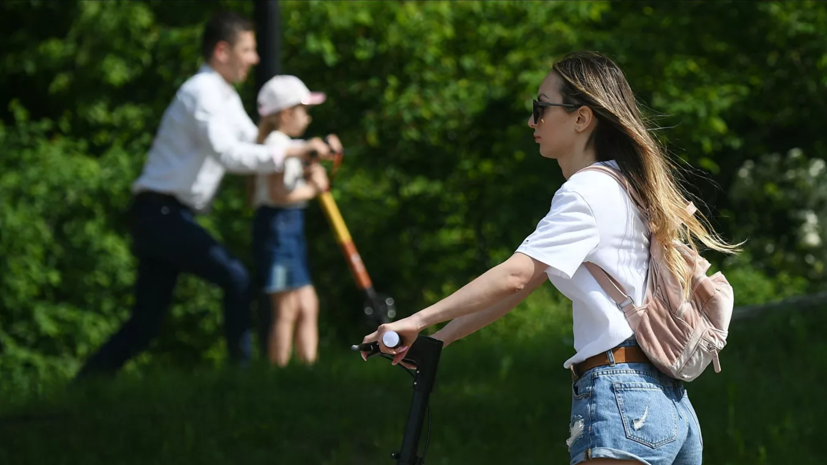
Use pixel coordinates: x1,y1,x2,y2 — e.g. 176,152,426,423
360,315,425,366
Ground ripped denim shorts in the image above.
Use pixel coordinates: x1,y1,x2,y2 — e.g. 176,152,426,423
567,339,703,465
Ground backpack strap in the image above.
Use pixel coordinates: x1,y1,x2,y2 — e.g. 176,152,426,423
577,164,640,311
579,164,698,220
583,262,637,312
578,164,647,215
578,163,696,313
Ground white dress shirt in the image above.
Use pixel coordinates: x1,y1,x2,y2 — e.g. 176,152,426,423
132,65,286,212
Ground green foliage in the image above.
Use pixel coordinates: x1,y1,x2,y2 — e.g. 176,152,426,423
1,1,826,387
730,148,827,284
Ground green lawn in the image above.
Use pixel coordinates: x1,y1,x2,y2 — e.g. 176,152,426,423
1,304,824,465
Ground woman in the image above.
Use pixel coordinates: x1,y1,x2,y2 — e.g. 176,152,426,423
361,52,737,464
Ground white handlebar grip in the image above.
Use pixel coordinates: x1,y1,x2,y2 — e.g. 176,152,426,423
382,331,401,349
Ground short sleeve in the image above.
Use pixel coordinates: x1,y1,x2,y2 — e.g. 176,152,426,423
264,132,304,191
263,131,293,151
516,189,600,279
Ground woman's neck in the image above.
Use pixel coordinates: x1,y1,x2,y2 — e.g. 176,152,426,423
558,146,598,179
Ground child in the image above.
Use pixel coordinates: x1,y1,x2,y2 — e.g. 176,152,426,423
252,75,342,366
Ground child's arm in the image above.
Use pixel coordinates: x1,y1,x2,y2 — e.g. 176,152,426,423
268,163,328,204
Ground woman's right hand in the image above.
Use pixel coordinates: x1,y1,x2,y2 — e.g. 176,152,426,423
360,315,425,366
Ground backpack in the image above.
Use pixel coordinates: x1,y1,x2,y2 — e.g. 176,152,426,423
580,165,734,382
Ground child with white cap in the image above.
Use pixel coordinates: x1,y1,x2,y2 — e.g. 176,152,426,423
252,75,342,366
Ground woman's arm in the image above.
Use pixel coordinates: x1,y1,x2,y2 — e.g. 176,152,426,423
412,252,549,331
432,272,546,347
361,252,550,365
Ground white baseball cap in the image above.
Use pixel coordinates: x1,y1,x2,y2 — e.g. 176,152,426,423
257,75,327,117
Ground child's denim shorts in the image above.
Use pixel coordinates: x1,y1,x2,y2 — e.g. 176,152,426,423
253,206,312,293
568,339,703,465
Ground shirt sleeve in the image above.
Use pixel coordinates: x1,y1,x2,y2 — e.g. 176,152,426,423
516,188,600,279
187,87,286,174
239,105,260,143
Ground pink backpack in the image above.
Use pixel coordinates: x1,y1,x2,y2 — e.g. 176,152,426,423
581,165,734,382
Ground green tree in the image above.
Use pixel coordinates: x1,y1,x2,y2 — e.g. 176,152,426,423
2,1,826,388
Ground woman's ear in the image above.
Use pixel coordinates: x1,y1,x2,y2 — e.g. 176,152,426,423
575,106,594,133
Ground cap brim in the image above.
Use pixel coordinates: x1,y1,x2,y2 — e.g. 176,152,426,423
301,92,327,106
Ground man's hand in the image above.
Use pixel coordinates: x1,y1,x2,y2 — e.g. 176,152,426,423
305,137,334,161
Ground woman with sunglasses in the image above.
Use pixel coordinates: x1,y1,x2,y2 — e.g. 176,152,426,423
360,51,737,464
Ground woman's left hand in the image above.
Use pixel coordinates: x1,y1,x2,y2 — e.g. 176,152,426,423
360,315,424,366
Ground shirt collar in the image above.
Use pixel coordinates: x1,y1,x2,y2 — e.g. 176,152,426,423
595,159,619,170
198,64,236,99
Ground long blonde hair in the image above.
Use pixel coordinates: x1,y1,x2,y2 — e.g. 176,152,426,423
551,52,739,296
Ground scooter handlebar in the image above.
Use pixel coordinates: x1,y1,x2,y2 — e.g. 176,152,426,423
350,331,401,357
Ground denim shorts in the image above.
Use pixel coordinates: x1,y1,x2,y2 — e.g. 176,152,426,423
252,206,312,293
568,339,703,465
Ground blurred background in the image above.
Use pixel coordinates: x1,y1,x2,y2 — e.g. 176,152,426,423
1,1,826,464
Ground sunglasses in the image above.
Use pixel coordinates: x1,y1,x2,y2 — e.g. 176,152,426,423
532,99,580,124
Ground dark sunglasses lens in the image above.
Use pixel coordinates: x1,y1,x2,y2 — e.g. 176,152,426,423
533,100,540,124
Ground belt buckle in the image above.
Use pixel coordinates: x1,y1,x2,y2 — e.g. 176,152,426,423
570,364,579,382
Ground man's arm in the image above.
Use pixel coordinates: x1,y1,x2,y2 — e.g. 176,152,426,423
190,90,316,174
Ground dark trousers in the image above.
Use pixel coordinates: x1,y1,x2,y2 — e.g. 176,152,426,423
77,193,252,377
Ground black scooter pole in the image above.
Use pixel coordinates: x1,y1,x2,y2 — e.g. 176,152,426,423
395,336,442,465
355,334,444,464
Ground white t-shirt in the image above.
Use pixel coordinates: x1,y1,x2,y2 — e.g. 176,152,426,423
516,160,650,369
253,131,309,209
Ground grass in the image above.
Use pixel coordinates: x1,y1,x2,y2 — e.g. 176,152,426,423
1,300,825,465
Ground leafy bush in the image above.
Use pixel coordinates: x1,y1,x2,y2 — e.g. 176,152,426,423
2,1,826,388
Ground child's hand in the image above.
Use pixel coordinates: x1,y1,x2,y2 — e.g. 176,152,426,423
305,163,329,193
325,134,343,155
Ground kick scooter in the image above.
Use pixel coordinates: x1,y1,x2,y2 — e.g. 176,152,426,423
312,140,396,327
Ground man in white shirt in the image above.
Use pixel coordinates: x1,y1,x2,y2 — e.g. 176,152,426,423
77,11,332,377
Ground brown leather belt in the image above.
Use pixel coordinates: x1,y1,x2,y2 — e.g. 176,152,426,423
571,346,650,380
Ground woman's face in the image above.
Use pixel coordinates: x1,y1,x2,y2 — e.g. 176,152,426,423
528,72,579,160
